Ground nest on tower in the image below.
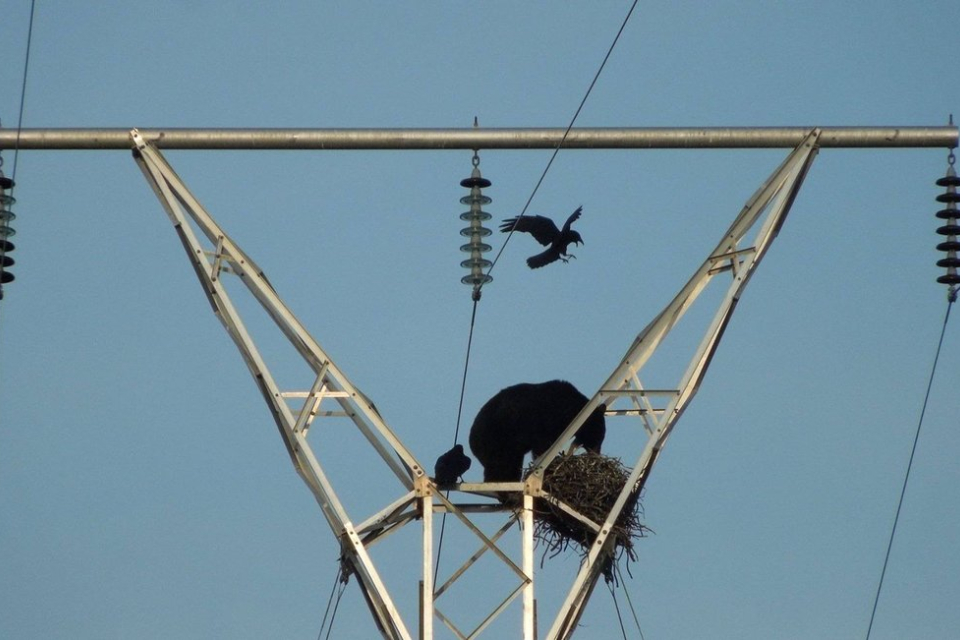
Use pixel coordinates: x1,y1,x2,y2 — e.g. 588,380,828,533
526,452,649,577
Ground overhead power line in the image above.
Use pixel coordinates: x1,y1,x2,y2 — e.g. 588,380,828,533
8,0,37,181
865,297,954,639
435,0,642,597
485,0,641,281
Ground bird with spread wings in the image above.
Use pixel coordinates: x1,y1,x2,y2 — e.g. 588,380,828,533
499,206,584,269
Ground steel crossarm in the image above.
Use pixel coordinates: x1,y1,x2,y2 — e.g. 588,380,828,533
4,125,955,150
540,129,823,639
131,131,419,640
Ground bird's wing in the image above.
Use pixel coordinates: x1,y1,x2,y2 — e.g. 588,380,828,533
500,215,560,246
560,206,583,233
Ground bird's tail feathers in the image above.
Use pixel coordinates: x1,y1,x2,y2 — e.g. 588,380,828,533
527,248,559,269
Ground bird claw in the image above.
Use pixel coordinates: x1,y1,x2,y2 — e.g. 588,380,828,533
559,254,577,264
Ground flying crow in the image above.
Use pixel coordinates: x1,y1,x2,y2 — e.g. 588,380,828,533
499,206,584,269
434,444,472,485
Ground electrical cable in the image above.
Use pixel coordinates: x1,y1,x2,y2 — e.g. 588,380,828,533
323,581,347,640
607,579,630,640
9,0,37,183
434,0,641,611
317,567,347,640
864,295,954,639
615,561,646,639
434,298,480,585
451,299,480,447
316,567,344,640
481,0,640,287
0,0,36,315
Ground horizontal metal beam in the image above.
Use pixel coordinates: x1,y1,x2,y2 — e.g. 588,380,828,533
0,126,956,150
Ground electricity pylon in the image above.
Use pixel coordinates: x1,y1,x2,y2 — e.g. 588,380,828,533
132,127,820,639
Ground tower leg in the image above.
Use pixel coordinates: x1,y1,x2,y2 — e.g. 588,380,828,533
421,492,434,640
523,493,536,640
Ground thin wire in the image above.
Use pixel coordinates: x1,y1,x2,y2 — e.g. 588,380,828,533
1,0,37,313
436,0,640,606
432,502,448,587
324,577,348,640
452,299,480,446
317,567,344,640
480,0,640,286
615,562,646,640
865,296,954,639
10,0,37,182
607,579,630,640
434,298,480,585
434,0,641,604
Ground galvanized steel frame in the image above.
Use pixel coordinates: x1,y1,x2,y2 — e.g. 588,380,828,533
125,125,901,638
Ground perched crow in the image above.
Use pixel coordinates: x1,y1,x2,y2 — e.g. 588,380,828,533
434,444,472,485
499,206,584,269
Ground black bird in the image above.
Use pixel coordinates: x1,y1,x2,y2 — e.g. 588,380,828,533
434,444,472,485
499,206,584,269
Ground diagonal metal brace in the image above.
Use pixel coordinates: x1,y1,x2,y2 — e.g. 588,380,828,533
543,129,823,639
131,130,421,640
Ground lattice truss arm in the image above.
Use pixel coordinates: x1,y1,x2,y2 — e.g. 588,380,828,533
131,130,423,640
534,129,822,639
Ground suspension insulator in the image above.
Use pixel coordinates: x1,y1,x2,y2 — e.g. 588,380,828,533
935,191,960,204
934,158,960,286
0,175,15,296
458,160,494,290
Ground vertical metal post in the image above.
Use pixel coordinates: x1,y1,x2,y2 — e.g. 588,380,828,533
522,493,536,640
421,490,434,640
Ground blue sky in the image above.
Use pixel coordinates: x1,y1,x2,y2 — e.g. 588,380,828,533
1,2,959,639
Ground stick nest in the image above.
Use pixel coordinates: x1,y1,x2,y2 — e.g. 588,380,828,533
526,453,649,574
